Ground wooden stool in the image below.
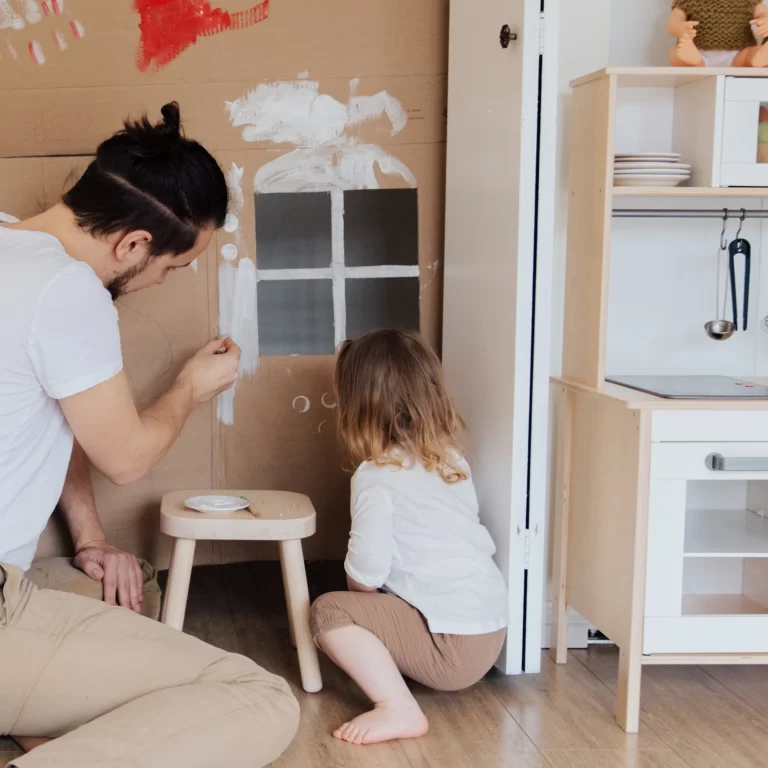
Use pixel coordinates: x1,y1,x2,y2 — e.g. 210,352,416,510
160,490,322,693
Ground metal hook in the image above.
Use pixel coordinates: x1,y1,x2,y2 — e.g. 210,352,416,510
736,208,746,240
720,208,729,250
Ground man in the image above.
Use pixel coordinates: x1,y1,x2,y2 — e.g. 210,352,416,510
0,103,300,767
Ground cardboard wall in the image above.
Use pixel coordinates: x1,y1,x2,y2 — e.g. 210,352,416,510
1,0,448,567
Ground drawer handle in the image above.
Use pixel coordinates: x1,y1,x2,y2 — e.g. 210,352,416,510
706,453,768,472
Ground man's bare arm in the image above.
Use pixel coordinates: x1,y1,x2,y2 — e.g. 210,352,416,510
60,339,240,486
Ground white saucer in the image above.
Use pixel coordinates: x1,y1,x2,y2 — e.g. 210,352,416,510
613,171,691,179
614,175,688,187
615,162,691,171
615,152,681,160
184,495,250,514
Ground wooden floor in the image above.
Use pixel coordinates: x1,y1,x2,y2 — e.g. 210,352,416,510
7,562,768,767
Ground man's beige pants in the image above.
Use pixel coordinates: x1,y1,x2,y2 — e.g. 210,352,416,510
0,563,300,767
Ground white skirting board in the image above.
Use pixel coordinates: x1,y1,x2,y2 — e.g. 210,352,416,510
540,601,590,649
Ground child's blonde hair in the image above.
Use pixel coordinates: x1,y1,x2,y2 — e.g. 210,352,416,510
334,329,468,483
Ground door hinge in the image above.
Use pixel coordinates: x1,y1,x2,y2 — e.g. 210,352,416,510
523,528,531,568
538,12,545,55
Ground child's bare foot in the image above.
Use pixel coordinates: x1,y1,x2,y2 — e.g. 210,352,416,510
672,38,704,67
333,700,428,745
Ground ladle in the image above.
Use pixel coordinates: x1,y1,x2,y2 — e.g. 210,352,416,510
705,210,736,341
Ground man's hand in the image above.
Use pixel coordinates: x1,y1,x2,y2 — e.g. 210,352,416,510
176,338,241,404
74,543,144,613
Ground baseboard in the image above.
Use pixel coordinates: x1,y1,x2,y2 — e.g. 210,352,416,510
540,600,590,649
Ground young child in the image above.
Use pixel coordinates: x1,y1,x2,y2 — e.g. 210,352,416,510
309,329,508,746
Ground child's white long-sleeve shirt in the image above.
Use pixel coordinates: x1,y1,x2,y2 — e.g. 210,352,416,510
344,457,509,636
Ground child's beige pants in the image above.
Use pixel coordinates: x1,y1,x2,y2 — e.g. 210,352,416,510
0,563,299,768
310,591,506,691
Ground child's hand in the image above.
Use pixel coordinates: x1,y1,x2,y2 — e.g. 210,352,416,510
752,17,768,38
677,20,698,41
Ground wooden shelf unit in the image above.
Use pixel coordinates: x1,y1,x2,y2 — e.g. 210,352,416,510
551,67,768,736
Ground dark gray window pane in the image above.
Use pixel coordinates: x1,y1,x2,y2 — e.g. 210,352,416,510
345,278,419,339
344,189,418,267
255,192,332,270
257,279,335,355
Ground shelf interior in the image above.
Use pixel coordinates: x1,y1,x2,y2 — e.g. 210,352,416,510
684,509,768,558
682,594,768,616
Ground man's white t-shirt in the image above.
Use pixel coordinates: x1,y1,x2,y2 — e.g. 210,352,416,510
0,218,123,571
344,456,509,636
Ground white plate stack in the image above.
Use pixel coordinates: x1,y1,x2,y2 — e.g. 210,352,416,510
614,153,691,187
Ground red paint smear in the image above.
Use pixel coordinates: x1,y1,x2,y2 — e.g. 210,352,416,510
28,41,43,65
133,0,270,72
51,0,62,15
42,2,50,17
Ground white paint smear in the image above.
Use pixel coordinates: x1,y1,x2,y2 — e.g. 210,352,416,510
0,0,24,28
6,41,18,59
53,29,67,51
255,145,415,193
226,80,407,147
226,163,245,214
70,18,84,37
420,259,441,298
23,0,41,23
216,163,252,425
292,396,310,413
217,258,259,426
221,244,238,261
317,420,327,434
297,70,309,79
321,392,337,410
231,258,258,373
189,258,198,272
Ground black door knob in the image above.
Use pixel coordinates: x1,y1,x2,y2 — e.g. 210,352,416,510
500,24,518,48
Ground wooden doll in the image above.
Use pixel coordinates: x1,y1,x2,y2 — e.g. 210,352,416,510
668,0,768,67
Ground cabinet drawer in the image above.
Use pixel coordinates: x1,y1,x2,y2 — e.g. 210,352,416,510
652,411,768,442
645,615,768,654
725,77,768,101
651,442,768,480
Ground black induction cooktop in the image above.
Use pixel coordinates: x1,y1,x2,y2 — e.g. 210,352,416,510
605,375,768,399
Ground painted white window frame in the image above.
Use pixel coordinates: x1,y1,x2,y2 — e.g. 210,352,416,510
255,189,419,350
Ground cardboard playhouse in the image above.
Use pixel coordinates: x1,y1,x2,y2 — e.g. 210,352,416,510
0,0,448,568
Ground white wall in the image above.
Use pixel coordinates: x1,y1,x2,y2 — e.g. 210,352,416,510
608,0,670,67
544,0,674,646
550,0,673,378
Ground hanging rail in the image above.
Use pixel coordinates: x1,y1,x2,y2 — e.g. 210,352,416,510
613,208,768,219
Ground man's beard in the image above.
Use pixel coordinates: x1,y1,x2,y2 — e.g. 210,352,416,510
107,255,151,301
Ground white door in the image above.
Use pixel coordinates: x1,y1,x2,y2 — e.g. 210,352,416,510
442,0,558,674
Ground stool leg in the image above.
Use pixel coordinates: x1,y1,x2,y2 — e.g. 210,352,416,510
279,551,297,648
162,538,196,632
279,539,322,693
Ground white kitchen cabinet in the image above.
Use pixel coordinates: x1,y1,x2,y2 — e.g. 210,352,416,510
551,67,768,737
646,437,768,655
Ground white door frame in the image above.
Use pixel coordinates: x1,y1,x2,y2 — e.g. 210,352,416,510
524,0,560,674
442,0,559,675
